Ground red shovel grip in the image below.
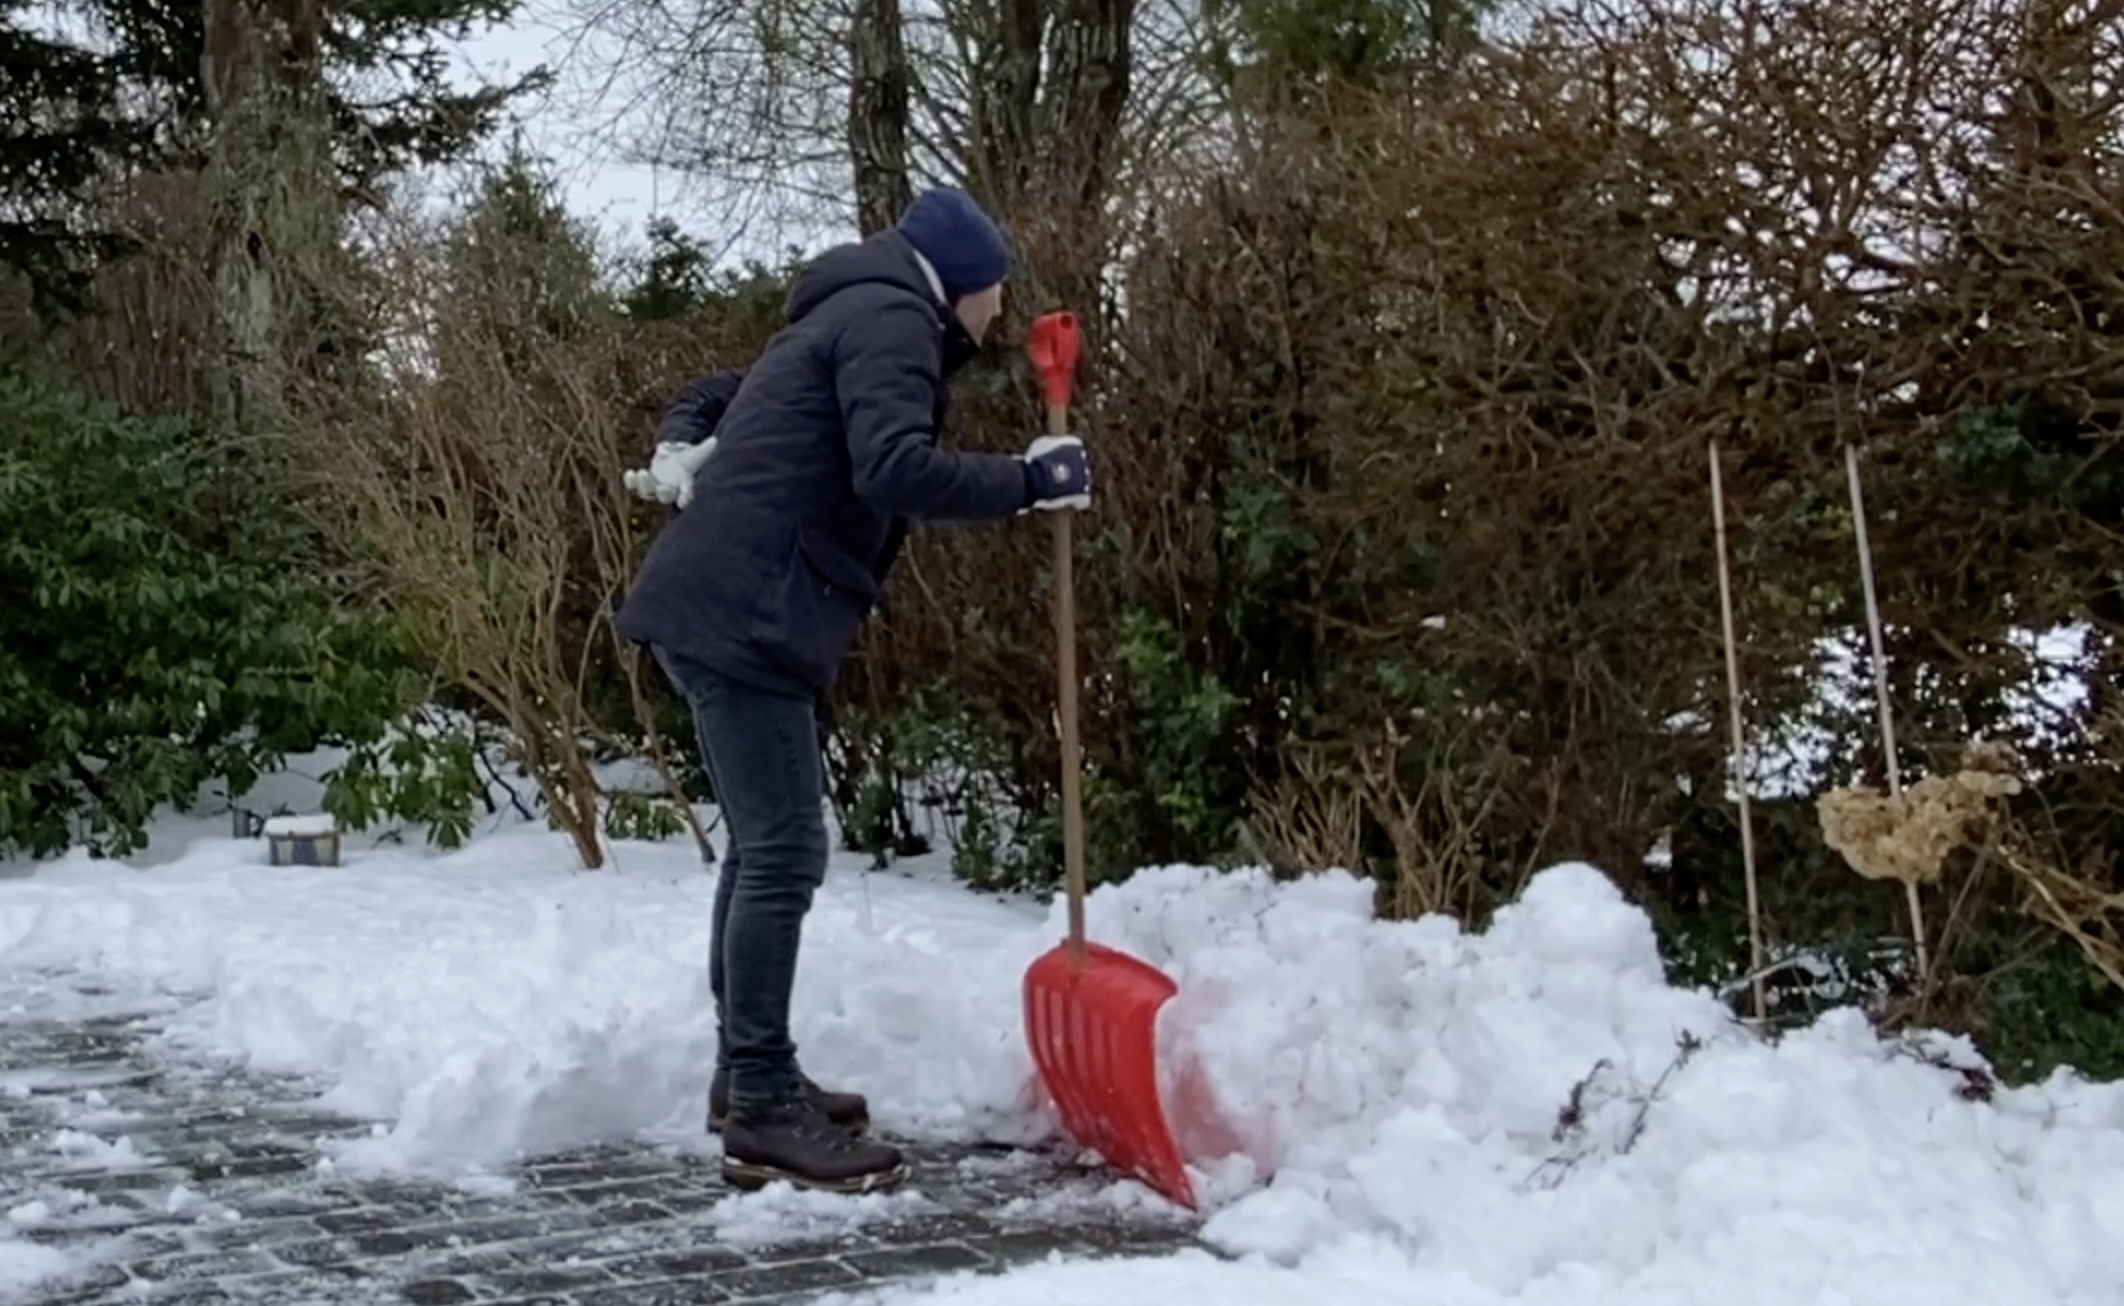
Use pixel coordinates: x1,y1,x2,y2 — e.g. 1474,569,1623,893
1027,311,1081,410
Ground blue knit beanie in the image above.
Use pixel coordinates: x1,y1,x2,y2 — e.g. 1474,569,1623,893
896,188,1011,301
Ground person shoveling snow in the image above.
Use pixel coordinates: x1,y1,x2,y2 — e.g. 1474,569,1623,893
613,186,1092,1197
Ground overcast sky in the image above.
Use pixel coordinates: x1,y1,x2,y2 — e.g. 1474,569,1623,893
447,9,682,248
445,5,853,271
448,1,870,273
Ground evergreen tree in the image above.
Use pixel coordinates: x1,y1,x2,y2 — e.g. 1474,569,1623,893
0,0,536,320
85,0,542,202
620,217,716,323
1205,0,1492,102
433,140,610,371
0,2,153,311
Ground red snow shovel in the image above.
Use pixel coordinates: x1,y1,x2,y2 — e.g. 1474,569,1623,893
1019,310,1199,1211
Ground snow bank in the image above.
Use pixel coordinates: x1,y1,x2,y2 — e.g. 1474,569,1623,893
865,860,2124,1304
1103,861,1724,1200
0,825,1057,1176
8,811,2124,1301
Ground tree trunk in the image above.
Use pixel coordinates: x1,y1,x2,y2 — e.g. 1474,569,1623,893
1031,0,1133,315
200,0,334,429
968,0,1046,212
1042,0,1134,218
849,0,914,234
953,0,1133,323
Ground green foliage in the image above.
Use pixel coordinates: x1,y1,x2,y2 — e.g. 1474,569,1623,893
600,789,690,843
1103,609,1246,865
621,220,713,323
840,773,905,860
1203,0,1489,98
1652,791,2124,1085
1936,401,2124,522
826,686,1053,890
438,143,615,358
0,365,418,857
321,717,482,848
1979,949,2124,1084
949,792,1031,892
1,0,532,319
619,226,800,334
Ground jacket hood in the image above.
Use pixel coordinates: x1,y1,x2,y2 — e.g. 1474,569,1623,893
784,230,982,375
785,231,939,323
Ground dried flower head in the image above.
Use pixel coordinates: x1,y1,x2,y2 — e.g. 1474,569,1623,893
1818,748,2024,886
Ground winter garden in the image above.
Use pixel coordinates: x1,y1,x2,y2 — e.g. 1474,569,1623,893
7,0,2124,1299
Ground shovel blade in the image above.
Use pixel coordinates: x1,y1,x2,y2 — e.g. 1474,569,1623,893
1022,939,1197,1209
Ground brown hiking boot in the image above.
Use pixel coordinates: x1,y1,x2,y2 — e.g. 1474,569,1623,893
708,1067,868,1135
719,1100,907,1194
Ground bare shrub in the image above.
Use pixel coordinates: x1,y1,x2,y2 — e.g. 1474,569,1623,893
0,170,240,414
845,0,2124,1028
293,197,726,869
2005,837,2124,999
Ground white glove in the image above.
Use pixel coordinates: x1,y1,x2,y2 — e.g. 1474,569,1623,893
622,438,718,509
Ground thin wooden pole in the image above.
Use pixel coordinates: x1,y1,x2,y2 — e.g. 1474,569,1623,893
1709,440,1767,1025
1844,442,1930,982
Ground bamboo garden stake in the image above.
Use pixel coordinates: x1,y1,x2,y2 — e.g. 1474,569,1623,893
1844,442,1930,982
1708,440,1768,1026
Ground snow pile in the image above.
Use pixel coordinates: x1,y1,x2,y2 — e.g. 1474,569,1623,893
41,1126,153,1169
1088,861,1727,1203
819,1240,1435,1306
862,861,2124,1303
2,1174,126,1299
824,1240,1447,1306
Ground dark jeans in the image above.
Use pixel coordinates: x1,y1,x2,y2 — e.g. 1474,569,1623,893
654,646,828,1110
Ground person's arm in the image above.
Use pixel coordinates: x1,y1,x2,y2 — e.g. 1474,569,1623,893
832,295,1031,522
656,368,745,447
623,369,745,508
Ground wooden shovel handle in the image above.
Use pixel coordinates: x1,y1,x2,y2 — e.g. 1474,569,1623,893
1046,398,1088,966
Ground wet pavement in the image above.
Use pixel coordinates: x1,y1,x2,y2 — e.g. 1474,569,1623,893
0,979,1199,1304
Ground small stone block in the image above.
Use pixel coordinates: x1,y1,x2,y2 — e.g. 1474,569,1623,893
263,814,341,867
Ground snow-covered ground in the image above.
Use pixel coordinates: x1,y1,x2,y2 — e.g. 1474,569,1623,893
5,759,2124,1304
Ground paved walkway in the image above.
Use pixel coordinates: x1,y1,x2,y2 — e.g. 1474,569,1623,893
1,978,1199,1305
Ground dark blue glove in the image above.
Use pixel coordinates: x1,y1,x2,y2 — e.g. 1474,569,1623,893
1020,435,1090,512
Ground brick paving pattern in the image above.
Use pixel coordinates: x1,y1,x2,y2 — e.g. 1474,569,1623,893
0,976,1200,1305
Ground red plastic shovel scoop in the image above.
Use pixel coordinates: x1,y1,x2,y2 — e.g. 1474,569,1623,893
1019,310,1198,1211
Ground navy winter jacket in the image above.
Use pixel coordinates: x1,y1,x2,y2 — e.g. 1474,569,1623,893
611,230,1032,697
